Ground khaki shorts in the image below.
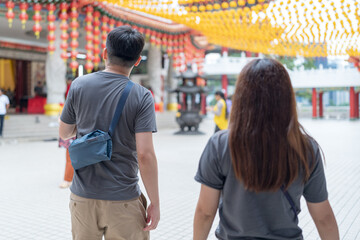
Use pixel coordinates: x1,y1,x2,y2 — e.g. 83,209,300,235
70,193,149,240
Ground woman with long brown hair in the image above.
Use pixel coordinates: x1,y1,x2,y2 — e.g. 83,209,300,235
193,59,338,240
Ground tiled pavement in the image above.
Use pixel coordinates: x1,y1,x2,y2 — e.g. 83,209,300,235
0,115,359,240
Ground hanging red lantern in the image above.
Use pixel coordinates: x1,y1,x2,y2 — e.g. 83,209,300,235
6,1,15,28
93,55,101,67
173,54,182,72
166,35,174,55
60,2,69,62
161,33,168,50
47,3,56,55
85,5,94,73
109,18,116,32
116,21,123,28
48,45,56,53
150,30,156,45
155,32,162,47
19,2,28,29
173,36,179,54
32,3,42,39
101,15,109,50
70,61,79,72
145,28,151,41
85,62,94,73
138,27,145,34
93,11,101,69
70,0,79,74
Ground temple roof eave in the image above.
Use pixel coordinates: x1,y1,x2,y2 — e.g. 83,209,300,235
98,3,191,34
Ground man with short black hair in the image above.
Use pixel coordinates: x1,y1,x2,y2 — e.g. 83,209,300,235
0,88,10,137
59,26,160,240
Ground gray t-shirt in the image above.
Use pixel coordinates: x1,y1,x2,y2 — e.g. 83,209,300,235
61,71,157,201
195,130,327,240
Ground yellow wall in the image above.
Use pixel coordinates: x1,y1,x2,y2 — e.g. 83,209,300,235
0,59,15,91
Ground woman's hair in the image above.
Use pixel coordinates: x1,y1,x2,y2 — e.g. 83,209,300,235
215,91,228,119
229,58,314,192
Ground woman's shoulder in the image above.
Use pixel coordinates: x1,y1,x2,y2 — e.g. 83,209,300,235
209,130,231,164
304,135,321,162
210,129,229,145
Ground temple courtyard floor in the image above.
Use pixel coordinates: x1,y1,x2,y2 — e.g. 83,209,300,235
0,113,359,239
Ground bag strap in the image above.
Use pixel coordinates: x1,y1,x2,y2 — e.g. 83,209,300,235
280,185,298,221
108,80,134,137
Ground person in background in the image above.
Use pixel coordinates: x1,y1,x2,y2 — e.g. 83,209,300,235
207,91,228,133
194,59,339,240
58,77,75,189
0,89,10,138
65,78,72,98
34,81,44,97
58,137,75,188
226,95,232,116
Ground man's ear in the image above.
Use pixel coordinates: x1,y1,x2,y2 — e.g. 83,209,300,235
103,48,108,60
134,56,142,67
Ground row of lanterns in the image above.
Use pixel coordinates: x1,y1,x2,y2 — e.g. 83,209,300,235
102,0,360,57
5,0,205,74
177,0,269,12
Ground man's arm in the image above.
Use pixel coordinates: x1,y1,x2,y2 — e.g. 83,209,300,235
307,200,339,240
194,184,220,240
59,120,77,140
136,132,160,231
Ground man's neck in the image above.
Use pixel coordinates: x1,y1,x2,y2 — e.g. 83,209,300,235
103,65,131,77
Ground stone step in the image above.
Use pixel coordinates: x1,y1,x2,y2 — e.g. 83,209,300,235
2,112,179,141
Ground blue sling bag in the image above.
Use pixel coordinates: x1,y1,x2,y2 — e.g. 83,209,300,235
69,80,134,170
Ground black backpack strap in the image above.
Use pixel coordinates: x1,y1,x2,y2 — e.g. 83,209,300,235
280,185,298,221
108,81,134,137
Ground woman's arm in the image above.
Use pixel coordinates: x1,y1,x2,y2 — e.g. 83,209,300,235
213,101,223,116
193,184,221,240
307,200,339,240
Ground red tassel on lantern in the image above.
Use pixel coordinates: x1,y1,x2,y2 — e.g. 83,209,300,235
161,33,168,51
85,6,94,73
6,1,15,28
19,2,28,29
138,27,145,34
109,18,116,32
155,32,162,47
93,11,101,69
150,30,156,46
33,3,42,39
101,15,109,50
70,0,79,74
145,28,151,41
47,3,56,54
116,21,123,28
60,2,69,62
167,35,174,56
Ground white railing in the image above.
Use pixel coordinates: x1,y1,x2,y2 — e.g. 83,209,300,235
204,57,360,88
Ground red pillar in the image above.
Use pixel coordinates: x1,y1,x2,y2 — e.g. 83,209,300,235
201,94,206,115
182,93,187,111
312,88,317,118
245,51,252,57
221,75,228,98
355,92,359,119
350,87,356,120
221,47,228,98
319,92,324,118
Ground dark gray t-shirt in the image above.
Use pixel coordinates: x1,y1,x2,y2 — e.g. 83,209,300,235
61,71,157,201
195,130,328,240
